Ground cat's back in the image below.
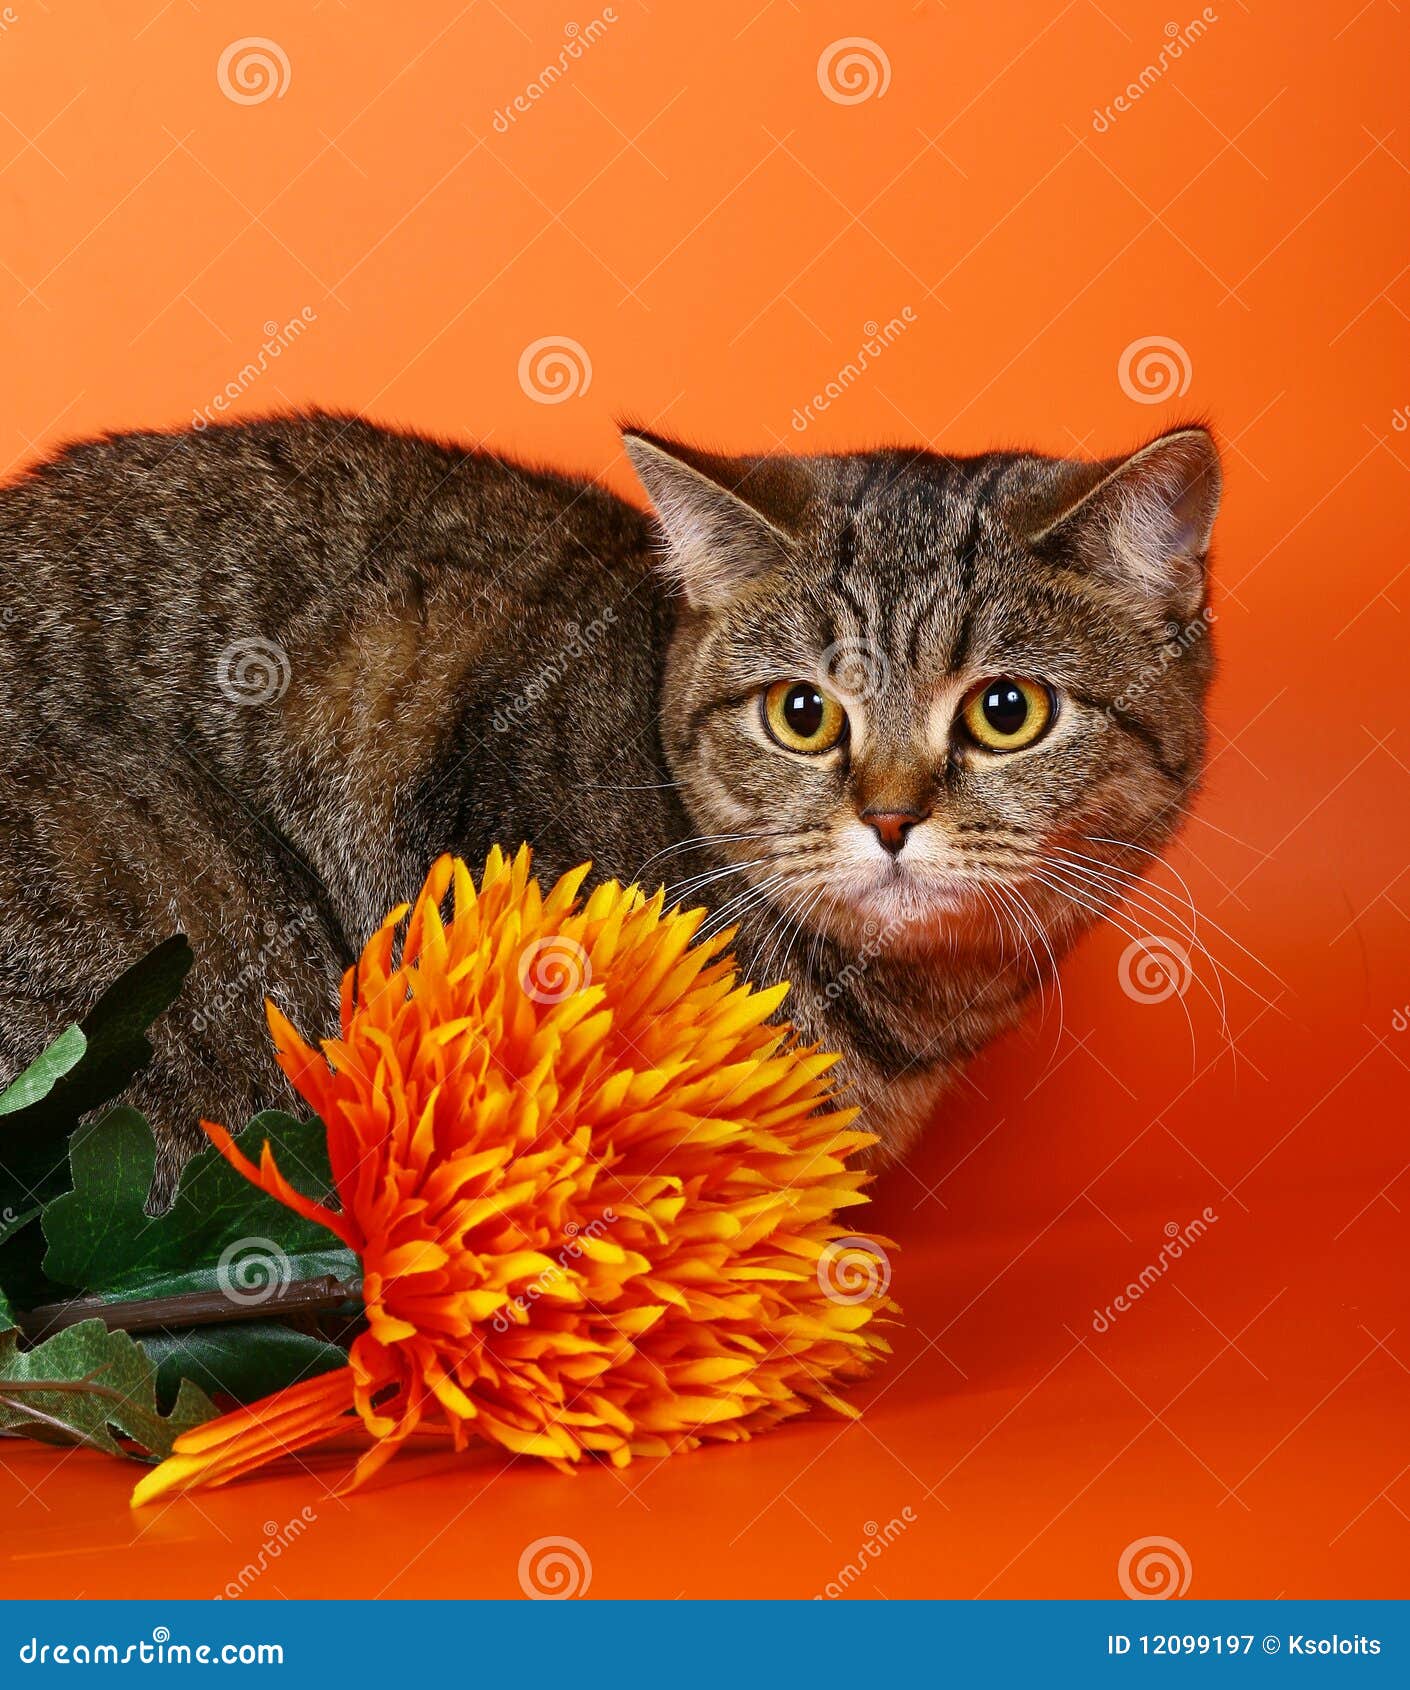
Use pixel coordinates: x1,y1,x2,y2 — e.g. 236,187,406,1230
0,412,651,745
0,412,642,639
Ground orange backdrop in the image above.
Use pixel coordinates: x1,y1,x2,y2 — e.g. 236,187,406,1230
2,0,1407,1601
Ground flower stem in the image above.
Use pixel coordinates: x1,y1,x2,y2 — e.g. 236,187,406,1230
16,1276,363,1342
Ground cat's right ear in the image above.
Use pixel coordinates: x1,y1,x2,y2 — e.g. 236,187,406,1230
621,429,811,609
1021,426,1222,619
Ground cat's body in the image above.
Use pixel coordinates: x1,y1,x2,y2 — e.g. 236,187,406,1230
0,412,1220,1189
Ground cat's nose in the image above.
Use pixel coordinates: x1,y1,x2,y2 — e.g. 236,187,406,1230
862,809,929,857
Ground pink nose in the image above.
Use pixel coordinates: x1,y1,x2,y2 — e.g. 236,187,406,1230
863,810,927,857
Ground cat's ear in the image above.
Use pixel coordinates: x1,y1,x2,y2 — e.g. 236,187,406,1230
1024,426,1222,618
621,429,811,608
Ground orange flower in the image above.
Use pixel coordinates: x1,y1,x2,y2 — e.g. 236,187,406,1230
132,848,895,1504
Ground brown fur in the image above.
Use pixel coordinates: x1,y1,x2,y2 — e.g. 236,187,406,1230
0,412,1220,1192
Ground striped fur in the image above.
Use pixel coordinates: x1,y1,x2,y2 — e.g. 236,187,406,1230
0,413,1218,1186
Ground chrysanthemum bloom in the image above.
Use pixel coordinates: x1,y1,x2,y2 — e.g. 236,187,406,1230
132,848,896,1504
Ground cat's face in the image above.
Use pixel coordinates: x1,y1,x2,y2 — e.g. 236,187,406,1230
628,429,1220,961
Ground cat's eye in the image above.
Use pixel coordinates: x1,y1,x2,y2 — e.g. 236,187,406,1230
960,676,1055,754
762,680,848,755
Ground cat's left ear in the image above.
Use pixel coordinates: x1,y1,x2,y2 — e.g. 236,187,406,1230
621,428,813,609
1026,426,1222,619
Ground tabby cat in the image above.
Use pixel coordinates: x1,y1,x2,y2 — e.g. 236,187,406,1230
0,413,1220,1191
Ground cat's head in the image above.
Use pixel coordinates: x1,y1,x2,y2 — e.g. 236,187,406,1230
625,426,1221,961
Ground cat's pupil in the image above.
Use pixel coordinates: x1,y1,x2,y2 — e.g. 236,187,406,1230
983,681,1028,737
785,684,825,739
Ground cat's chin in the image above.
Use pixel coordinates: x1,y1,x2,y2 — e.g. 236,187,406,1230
831,865,983,953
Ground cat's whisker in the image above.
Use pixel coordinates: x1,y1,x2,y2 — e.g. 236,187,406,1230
579,778,684,793
1045,849,1239,1044
751,895,803,989
1051,845,1279,1054
631,829,794,882
663,856,767,905
972,881,1015,972
1166,809,1267,855
762,881,828,989
1026,865,1202,1065
696,872,790,944
805,887,844,993
1074,836,1286,993
988,877,1067,1070
758,871,834,978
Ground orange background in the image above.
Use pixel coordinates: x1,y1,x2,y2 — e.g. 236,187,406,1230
3,0,1408,1600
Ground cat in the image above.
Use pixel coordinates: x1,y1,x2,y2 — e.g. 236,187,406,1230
0,412,1220,1194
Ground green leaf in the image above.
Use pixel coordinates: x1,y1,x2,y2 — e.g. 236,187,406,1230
0,935,193,1220
141,1322,349,1410
0,1025,87,1116
43,1108,356,1303
0,1321,216,1460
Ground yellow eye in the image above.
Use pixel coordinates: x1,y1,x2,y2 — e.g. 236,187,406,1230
960,676,1055,753
762,680,848,754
